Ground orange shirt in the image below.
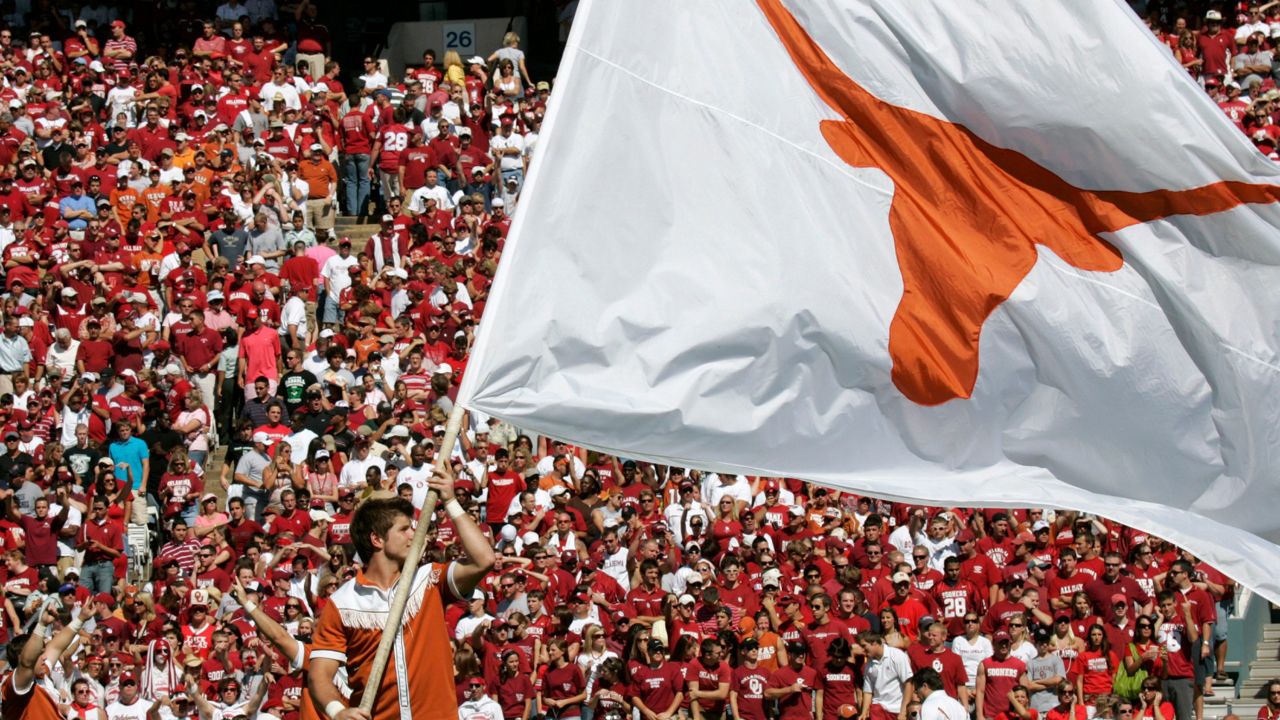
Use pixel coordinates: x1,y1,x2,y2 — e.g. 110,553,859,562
190,168,216,206
141,184,171,222
111,187,142,226
312,562,461,720
134,247,165,287
353,336,380,365
1,673,63,720
173,146,198,169
297,157,338,199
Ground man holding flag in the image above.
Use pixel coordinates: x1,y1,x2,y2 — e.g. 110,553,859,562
309,464,494,720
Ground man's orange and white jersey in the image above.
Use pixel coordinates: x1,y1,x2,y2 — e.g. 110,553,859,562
312,561,462,720
1,672,63,720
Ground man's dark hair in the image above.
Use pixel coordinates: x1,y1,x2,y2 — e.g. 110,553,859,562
350,497,414,561
6,634,28,668
912,667,943,692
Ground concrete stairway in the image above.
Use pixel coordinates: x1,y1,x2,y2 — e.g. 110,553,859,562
334,215,379,251
1233,622,1280,718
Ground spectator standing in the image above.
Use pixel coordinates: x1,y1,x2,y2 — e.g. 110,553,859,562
915,668,969,720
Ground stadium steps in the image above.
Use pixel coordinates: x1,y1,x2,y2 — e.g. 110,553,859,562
335,216,379,251
1228,621,1280,719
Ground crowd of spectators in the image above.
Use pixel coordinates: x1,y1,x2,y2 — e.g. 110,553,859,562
0,2,1271,720
1153,2,1280,158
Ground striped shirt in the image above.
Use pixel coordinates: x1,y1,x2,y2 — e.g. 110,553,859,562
104,36,137,73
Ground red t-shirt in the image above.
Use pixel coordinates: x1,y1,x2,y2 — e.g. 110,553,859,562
340,110,375,154
541,662,585,719
630,661,684,715
732,665,770,720
690,659,732,714
484,471,521,524
908,645,969,697
979,655,1026,719
816,664,860,720
768,665,819,720
1077,649,1117,695
375,123,411,171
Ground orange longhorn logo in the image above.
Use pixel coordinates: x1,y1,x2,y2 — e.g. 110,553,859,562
758,0,1280,405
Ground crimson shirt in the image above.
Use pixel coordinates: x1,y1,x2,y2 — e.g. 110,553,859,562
768,665,819,720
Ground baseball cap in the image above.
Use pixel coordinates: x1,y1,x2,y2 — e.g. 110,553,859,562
1111,593,1129,606
1031,519,1051,533
785,640,809,655
891,571,912,585
1206,9,1223,21
678,594,696,606
993,629,1012,643
252,431,274,445
647,639,666,653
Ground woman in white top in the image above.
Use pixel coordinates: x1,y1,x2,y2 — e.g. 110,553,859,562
488,31,531,87
950,611,994,688
174,389,212,470
577,624,619,702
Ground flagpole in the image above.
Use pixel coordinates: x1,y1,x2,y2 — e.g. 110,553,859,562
357,401,466,714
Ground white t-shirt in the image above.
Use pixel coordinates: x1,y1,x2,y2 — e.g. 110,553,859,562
259,81,301,111
1010,640,1038,665
280,295,307,339
338,454,386,489
490,131,525,170
320,253,359,301
455,612,494,641
409,184,453,213
920,690,969,720
400,463,432,508
106,697,154,720
704,474,753,507
600,547,631,592
106,85,138,127
887,525,916,556
863,645,913,711
949,634,993,688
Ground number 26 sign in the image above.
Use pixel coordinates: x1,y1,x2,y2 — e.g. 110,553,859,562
443,22,475,55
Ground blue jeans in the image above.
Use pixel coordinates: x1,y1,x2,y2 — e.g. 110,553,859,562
242,487,270,524
79,561,115,594
342,153,371,216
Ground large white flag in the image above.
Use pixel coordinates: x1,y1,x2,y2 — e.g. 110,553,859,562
459,0,1280,602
